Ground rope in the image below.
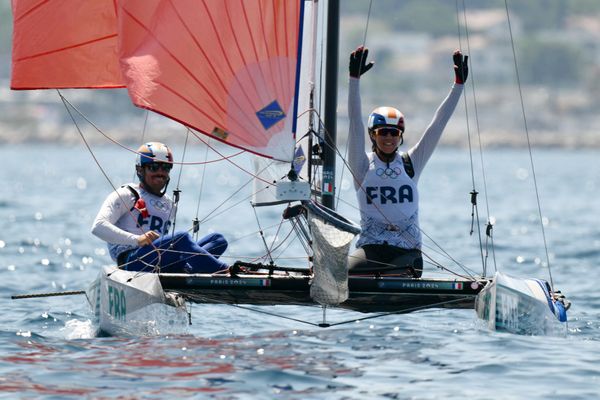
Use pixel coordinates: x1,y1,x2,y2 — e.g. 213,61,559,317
504,0,554,289
336,0,373,210
57,90,163,273
56,95,244,166
325,297,474,327
454,0,484,271
132,110,150,181
168,128,190,239
458,0,498,276
463,3,497,274
182,294,474,328
311,103,479,280
193,134,211,239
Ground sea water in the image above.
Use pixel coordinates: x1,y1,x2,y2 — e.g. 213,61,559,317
0,144,598,399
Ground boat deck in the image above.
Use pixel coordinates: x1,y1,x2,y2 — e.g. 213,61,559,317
159,273,488,313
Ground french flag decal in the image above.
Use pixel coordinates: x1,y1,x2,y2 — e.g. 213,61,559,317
323,182,333,194
453,282,463,290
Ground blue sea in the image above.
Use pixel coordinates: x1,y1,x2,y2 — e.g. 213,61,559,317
1,144,599,399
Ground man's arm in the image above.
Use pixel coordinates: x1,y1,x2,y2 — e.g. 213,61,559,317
91,188,140,246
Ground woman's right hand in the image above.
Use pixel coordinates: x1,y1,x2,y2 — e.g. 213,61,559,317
137,231,159,246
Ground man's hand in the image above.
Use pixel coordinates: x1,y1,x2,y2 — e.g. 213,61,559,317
349,46,374,78
453,50,468,84
137,231,159,246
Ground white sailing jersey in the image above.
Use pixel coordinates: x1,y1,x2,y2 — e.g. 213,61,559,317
347,77,463,250
356,152,420,249
91,183,176,261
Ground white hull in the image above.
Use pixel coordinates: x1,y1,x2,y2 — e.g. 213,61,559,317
86,266,189,336
475,272,567,335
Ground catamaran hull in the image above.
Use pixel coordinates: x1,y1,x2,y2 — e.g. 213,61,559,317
86,266,189,336
475,272,567,335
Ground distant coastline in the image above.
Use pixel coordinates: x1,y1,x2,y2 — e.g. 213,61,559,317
0,123,597,149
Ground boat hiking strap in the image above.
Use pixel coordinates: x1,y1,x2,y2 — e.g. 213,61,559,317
401,152,414,179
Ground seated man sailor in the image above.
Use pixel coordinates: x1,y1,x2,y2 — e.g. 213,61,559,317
346,46,468,277
91,141,229,273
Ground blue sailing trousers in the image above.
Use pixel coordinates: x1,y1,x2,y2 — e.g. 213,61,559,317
122,231,228,273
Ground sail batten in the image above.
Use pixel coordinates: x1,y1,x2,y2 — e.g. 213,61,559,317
11,0,124,89
199,2,261,133
118,0,304,161
13,34,118,63
118,7,231,119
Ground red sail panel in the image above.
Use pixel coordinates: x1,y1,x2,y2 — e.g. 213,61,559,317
11,0,125,89
119,0,302,161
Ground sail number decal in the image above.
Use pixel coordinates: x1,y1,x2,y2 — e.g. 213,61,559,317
107,285,127,321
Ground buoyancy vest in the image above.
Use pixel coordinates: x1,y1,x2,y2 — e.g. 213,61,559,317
355,152,421,249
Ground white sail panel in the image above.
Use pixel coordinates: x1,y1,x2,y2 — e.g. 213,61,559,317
252,0,319,205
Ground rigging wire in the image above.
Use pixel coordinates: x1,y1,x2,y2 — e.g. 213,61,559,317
302,0,482,280
311,107,478,280
193,133,210,239
53,95,245,166
455,1,477,251
57,90,163,274
168,128,190,239
56,92,247,273
336,0,373,210
504,0,554,289
334,194,477,278
454,0,488,277
187,130,273,185
132,110,151,182
459,0,498,275
187,295,474,328
252,205,276,266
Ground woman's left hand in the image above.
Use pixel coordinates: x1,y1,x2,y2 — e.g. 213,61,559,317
453,50,469,84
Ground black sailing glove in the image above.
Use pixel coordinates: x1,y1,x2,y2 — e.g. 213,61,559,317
453,50,468,84
349,46,374,78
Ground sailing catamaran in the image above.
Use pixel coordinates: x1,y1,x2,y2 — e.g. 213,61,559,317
10,0,569,336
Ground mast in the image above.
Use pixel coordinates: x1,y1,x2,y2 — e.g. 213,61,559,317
321,0,339,210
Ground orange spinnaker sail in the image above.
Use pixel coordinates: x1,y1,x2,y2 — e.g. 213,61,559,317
119,0,303,161
11,0,125,89
11,0,305,161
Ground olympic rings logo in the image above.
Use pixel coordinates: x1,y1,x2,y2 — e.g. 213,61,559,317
375,167,402,179
150,199,170,212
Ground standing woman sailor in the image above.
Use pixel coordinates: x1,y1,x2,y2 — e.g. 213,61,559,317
347,46,468,276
